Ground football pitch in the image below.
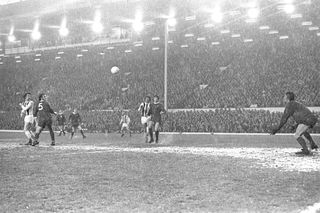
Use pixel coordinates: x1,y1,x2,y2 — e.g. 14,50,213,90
1,132,320,213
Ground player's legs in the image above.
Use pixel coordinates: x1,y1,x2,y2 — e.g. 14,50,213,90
303,132,318,150
47,123,55,146
77,125,86,139
58,125,65,136
23,121,34,145
126,125,132,137
58,125,62,136
121,124,131,137
141,117,148,142
154,122,160,143
147,120,154,143
71,126,76,139
143,123,148,143
32,125,44,146
121,124,125,137
294,124,311,154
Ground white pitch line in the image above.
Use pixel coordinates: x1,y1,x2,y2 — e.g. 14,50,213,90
53,146,320,172
301,202,320,213
1,144,320,172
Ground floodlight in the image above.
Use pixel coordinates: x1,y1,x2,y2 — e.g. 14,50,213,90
167,18,177,27
8,34,16,42
247,8,260,19
283,4,295,14
92,22,103,33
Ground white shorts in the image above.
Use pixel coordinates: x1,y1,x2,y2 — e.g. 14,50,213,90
121,123,129,129
141,116,151,125
24,115,34,123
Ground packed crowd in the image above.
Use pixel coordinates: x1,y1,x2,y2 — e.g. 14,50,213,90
1,109,319,133
1,31,320,111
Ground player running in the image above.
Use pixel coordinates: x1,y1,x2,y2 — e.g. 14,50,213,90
119,111,131,137
271,92,318,155
32,93,56,146
138,96,152,143
69,108,86,139
150,95,166,143
56,110,66,136
19,92,35,145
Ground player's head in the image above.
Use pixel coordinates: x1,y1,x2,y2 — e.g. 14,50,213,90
38,93,46,101
23,92,31,101
284,92,295,103
73,108,78,113
154,95,159,103
145,96,151,103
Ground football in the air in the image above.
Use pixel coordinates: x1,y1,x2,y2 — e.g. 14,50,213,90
111,66,120,74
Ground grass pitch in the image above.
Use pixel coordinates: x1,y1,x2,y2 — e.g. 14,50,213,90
0,132,320,213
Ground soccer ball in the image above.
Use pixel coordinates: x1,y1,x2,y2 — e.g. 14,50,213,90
111,66,120,74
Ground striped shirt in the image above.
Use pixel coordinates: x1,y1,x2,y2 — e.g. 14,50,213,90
139,102,151,117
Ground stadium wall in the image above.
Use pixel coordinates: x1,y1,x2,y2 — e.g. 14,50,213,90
167,107,320,113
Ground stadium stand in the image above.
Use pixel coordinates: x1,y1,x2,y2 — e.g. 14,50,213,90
1,36,320,111
1,0,320,133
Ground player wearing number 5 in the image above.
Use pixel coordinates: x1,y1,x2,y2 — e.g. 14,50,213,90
32,93,57,146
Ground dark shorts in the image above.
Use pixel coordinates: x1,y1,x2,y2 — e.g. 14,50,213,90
72,124,80,128
151,116,161,124
38,118,52,129
306,116,318,128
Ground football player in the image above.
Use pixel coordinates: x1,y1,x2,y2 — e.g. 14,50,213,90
69,108,86,139
32,93,56,146
271,92,318,155
19,92,35,145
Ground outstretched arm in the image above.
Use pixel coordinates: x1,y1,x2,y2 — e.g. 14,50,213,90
271,105,294,135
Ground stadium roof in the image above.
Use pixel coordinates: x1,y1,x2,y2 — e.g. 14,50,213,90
0,0,320,56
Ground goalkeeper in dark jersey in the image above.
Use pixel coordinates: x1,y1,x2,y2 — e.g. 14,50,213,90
32,93,56,146
271,92,318,155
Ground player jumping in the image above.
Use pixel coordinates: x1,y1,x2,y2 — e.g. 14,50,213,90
19,92,35,145
138,96,152,143
150,95,166,143
271,92,318,155
120,111,131,137
69,108,86,139
56,110,66,136
32,93,56,146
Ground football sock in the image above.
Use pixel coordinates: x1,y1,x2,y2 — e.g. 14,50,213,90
34,133,40,141
303,132,317,147
297,137,309,152
48,126,55,142
71,132,74,138
80,130,85,137
149,128,153,140
155,131,159,141
25,131,32,139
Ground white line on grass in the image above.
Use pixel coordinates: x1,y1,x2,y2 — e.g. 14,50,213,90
1,144,320,172
40,145,320,172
